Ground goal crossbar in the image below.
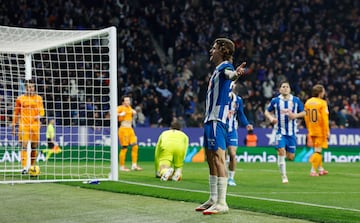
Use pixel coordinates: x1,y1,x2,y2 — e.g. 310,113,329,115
0,26,115,54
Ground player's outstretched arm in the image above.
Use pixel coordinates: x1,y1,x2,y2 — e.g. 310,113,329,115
224,62,247,80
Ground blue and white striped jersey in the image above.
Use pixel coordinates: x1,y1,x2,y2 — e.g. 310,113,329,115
266,94,304,136
204,61,234,124
227,92,249,132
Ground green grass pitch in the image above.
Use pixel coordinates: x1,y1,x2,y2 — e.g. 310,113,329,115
60,161,360,223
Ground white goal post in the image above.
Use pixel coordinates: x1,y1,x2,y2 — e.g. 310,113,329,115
0,26,118,183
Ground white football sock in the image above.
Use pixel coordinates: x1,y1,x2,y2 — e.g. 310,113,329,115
278,155,286,176
217,177,228,206
228,170,235,179
209,175,218,203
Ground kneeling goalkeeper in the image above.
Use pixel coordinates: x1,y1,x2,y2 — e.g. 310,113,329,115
154,120,189,181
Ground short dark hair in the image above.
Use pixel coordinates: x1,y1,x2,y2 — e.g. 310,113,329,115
121,95,130,102
170,120,181,130
279,80,290,88
24,79,35,86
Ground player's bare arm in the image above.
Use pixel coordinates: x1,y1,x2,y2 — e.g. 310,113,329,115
224,62,247,80
264,110,277,124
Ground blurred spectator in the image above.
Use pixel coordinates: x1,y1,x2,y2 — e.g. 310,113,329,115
254,106,266,128
69,79,79,100
134,105,147,127
262,78,275,101
184,95,195,121
155,81,172,103
1,0,359,129
149,107,163,127
244,102,256,126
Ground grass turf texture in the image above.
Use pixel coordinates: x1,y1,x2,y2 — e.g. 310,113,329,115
61,162,360,223
0,183,313,223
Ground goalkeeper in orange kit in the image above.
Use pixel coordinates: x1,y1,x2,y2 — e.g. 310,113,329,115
304,84,330,177
12,80,45,174
117,95,142,171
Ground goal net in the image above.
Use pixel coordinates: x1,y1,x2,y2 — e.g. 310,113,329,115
0,26,118,184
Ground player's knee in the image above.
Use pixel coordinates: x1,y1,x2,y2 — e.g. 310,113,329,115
287,154,295,161
277,148,286,156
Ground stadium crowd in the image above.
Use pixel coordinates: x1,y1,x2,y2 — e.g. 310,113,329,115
0,0,359,128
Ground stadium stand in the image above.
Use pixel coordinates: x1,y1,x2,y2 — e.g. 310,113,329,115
0,0,359,128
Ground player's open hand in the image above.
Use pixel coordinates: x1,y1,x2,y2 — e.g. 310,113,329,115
236,62,247,76
288,111,295,120
246,124,254,131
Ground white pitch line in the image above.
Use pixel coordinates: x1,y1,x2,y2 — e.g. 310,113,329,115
118,180,360,213
226,193,360,213
250,191,360,194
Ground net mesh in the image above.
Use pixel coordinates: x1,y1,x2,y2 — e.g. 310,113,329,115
0,27,116,183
